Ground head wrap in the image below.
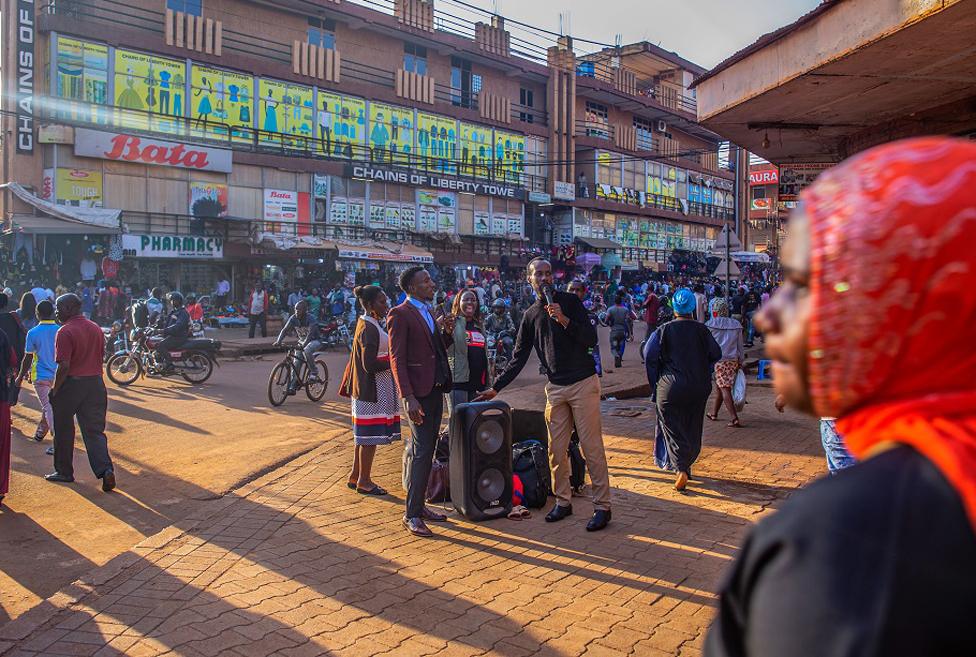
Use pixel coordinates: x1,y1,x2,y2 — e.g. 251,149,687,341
711,297,730,318
672,288,696,315
803,137,976,530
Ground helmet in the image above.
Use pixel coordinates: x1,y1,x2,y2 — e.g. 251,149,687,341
168,291,185,307
492,298,507,309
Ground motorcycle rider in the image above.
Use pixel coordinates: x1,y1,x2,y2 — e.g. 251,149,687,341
273,299,322,394
484,298,515,363
154,292,190,373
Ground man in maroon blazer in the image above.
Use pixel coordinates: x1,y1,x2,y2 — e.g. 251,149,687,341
388,266,455,537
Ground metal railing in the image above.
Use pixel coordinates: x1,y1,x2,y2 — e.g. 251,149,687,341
41,96,547,190
578,184,734,221
575,58,698,116
576,120,614,141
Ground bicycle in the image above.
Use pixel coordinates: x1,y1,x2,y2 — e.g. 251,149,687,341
267,344,329,406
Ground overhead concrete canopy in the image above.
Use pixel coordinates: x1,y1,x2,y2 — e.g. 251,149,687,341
693,0,976,163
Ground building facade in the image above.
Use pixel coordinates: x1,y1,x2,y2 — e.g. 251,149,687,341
2,0,733,298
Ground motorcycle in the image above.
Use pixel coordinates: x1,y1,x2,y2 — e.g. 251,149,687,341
102,321,128,364
320,315,352,351
106,327,221,386
486,330,514,382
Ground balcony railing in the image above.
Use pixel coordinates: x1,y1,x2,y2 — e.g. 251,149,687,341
577,184,734,221
575,58,698,116
576,120,614,141
41,97,547,191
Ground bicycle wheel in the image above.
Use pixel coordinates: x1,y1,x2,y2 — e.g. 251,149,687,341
181,353,214,384
268,361,291,407
305,358,330,401
107,353,141,386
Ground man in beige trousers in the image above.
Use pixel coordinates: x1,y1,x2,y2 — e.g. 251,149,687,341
476,258,611,531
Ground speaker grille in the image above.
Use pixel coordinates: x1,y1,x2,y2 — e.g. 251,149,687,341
477,467,506,503
475,419,505,455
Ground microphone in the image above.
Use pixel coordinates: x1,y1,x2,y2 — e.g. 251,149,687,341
542,285,555,307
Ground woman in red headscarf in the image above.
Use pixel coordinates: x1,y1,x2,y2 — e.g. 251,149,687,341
705,137,976,656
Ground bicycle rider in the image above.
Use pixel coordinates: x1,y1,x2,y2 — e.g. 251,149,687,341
273,299,322,393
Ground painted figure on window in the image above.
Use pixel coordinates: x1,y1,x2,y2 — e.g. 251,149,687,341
370,112,390,162
158,70,171,115
263,91,279,133
194,76,213,128
171,73,184,116
117,67,144,110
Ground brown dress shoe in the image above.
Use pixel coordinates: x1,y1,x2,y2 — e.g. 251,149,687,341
674,471,689,492
403,517,433,537
421,507,448,522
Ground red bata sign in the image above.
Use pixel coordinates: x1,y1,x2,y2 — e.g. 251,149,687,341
74,128,232,173
749,168,779,186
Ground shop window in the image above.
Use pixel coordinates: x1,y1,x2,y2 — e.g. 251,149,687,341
404,43,428,76
53,36,110,123
167,0,202,15
308,17,336,51
519,88,534,124
752,186,766,200
451,57,478,109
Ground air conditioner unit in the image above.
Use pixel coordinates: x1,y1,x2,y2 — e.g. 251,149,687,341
656,120,668,133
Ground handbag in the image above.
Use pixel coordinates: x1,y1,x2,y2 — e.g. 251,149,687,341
426,460,450,503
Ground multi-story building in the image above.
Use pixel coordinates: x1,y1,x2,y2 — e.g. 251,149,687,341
1,0,734,298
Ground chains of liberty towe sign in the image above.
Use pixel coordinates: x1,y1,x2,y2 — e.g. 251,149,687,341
122,235,223,259
345,164,524,199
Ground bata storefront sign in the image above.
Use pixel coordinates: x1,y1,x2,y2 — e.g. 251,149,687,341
748,168,779,186
122,235,224,259
74,128,233,173
345,164,523,200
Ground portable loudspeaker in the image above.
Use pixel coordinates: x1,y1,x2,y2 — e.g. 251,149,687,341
449,401,513,521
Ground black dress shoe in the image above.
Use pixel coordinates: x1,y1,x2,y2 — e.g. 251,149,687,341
101,470,116,492
545,504,573,523
44,472,75,483
586,509,612,532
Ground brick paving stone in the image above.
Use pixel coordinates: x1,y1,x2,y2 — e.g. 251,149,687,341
1,383,822,657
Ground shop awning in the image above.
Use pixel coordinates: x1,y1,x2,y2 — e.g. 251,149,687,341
254,232,337,251
601,252,624,269
1,182,121,234
336,240,433,264
577,237,623,250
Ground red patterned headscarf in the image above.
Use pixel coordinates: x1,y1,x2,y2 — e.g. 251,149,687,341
803,137,976,530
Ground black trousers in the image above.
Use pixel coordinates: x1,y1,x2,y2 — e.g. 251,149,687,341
402,389,444,519
248,312,267,338
52,376,113,479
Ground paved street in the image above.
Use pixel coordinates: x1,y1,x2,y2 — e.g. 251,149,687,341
0,327,825,656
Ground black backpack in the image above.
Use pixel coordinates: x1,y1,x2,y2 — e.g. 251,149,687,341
130,300,149,329
569,432,586,494
512,440,551,508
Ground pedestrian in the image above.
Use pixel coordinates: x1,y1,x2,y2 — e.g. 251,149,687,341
305,288,322,321
214,277,230,308
476,258,613,532
643,288,721,491
388,266,454,537
706,137,976,657
705,298,744,427
45,294,116,492
17,292,38,331
640,288,661,345
693,284,708,322
0,323,15,507
340,285,397,497
247,282,268,339
16,300,58,442
742,286,760,346
604,294,636,369
446,289,488,413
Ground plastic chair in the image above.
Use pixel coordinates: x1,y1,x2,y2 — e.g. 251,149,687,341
757,359,772,380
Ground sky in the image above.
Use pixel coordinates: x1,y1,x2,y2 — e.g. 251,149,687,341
438,0,823,69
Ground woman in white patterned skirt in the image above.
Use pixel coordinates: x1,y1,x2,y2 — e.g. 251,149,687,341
339,285,399,495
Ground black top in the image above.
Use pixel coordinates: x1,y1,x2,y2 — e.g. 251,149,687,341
705,445,976,657
730,293,745,314
645,319,722,402
493,290,597,391
0,312,26,363
160,308,191,338
456,320,488,392
743,291,760,313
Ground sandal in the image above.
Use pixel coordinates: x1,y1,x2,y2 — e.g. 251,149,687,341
705,413,718,421
357,485,388,496
346,481,357,490
728,418,742,428
507,505,531,520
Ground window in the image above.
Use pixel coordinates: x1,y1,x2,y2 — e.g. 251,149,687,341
450,57,477,109
584,101,609,139
307,17,336,51
167,0,202,15
633,117,654,151
519,87,534,124
404,43,427,76
752,186,766,200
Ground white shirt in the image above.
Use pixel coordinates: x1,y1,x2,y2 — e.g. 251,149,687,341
216,280,231,295
79,258,97,281
249,291,266,315
31,287,53,304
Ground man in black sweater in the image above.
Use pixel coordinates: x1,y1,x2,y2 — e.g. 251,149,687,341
476,258,612,531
